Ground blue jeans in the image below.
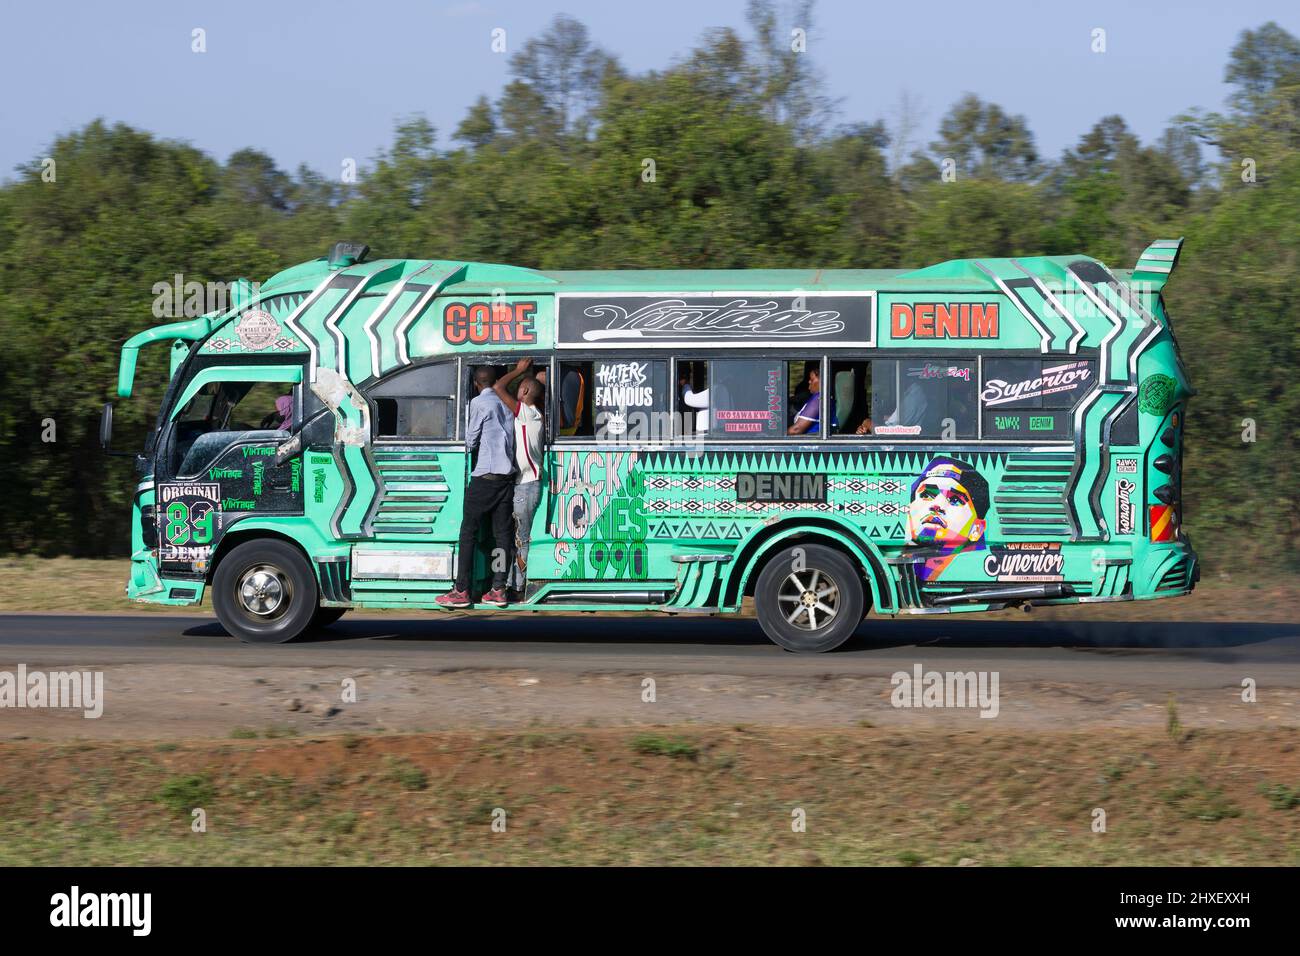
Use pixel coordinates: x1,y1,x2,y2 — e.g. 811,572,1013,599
510,480,542,591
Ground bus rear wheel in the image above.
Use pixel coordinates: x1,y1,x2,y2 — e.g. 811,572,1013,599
212,539,317,644
754,544,864,653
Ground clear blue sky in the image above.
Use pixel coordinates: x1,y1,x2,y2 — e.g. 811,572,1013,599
1,0,1295,181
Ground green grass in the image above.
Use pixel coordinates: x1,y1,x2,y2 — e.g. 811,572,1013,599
1160,777,1242,822
382,757,429,792
631,734,700,759
1,727,1297,866
153,774,216,818
1259,783,1300,810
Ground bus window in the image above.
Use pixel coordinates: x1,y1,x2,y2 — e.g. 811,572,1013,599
369,360,457,439
172,379,297,475
590,358,668,440
829,361,872,435
556,362,592,437
677,360,710,435
869,359,977,439
692,359,832,438
980,358,1094,439
786,359,832,435
706,359,785,437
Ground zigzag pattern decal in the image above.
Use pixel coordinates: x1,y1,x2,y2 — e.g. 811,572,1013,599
637,450,1007,474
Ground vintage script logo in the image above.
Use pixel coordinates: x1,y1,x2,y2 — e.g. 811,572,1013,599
580,299,846,340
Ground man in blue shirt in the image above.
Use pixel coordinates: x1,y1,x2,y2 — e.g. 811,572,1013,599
437,366,518,609
788,365,824,435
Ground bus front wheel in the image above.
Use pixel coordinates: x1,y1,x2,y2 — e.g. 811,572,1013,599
212,539,318,644
754,544,864,653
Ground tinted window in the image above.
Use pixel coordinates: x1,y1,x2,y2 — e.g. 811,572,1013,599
706,359,786,437
828,361,872,435
869,359,977,438
591,358,668,440
171,379,297,475
981,358,1094,439
370,361,456,439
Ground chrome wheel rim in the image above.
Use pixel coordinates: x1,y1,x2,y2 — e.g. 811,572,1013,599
238,564,291,618
776,568,840,631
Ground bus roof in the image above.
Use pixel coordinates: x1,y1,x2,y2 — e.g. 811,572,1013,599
115,240,1185,397
260,253,1113,298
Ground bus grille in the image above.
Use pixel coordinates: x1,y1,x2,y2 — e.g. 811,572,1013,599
370,448,450,537
1157,557,1190,591
993,453,1073,538
317,559,351,602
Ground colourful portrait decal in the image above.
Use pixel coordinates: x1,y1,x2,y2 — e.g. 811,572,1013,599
907,457,990,581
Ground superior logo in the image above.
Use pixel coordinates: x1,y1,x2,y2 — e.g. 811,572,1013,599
0,665,103,718
982,361,1092,406
50,886,151,936
890,302,999,339
1115,478,1136,535
984,543,1064,581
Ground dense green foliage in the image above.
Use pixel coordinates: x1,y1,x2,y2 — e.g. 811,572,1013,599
0,8,1295,568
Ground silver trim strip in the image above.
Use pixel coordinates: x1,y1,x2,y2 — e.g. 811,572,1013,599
973,261,1052,353
1011,259,1086,353
363,262,437,379
280,274,339,383
325,272,383,378
1068,268,1125,384
554,289,877,350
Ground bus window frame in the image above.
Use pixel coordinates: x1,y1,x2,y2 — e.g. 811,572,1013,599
829,353,982,443
499,347,1095,449
550,354,676,446
661,352,831,444
364,356,463,445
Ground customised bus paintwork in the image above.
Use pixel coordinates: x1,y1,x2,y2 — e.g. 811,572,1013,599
109,239,1197,651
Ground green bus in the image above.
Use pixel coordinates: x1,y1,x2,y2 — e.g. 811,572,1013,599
103,239,1197,652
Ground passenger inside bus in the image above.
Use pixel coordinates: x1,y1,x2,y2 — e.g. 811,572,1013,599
259,393,294,431
682,371,710,433
849,360,978,438
558,365,586,435
788,362,836,434
172,379,297,474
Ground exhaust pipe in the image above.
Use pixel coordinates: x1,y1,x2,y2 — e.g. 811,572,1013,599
931,583,1072,606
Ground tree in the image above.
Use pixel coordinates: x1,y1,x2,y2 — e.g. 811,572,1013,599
506,14,616,140
744,0,837,143
930,93,1039,182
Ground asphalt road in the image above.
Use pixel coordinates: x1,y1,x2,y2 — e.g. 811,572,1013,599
2,612,1299,688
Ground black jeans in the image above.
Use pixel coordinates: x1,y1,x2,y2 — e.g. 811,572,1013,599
455,474,516,592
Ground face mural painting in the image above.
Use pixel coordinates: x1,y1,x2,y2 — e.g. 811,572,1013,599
906,457,990,581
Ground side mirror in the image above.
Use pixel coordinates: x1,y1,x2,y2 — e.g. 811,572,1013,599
99,403,114,450
100,402,140,458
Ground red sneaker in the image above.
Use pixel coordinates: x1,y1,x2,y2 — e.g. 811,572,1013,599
478,588,508,607
436,589,471,609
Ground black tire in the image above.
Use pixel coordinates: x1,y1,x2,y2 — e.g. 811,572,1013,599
310,606,348,630
212,539,318,644
754,543,865,653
